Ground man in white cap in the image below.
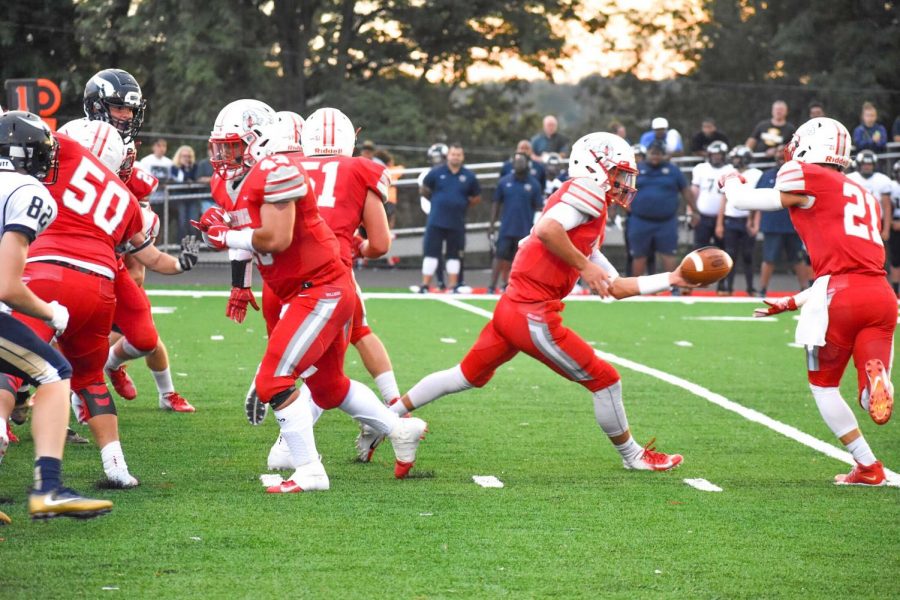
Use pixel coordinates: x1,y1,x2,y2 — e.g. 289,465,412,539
639,117,684,156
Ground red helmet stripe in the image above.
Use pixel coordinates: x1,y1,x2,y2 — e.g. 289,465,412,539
94,124,110,160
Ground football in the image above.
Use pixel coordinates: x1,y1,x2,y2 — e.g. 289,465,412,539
680,247,733,285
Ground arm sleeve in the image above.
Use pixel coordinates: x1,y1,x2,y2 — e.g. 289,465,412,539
421,168,435,191
674,167,687,190
493,181,503,203
5,183,57,241
544,202,592,230
589,248,619,281
469,172,481,196
231,257,253,288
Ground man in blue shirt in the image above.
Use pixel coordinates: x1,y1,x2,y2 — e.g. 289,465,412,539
627,142,696,278
487,153,543,293
419,143,481,292
756,144,809,295
500,140,546,190
852,102,889,153
530,115,569,158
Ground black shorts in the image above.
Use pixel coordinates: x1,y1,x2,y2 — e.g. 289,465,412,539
423,225,465,260
0,312,72,386
495,236,521,261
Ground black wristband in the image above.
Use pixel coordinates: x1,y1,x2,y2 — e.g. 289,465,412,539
231,259,251,288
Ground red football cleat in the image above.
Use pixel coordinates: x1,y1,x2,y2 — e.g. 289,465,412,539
864,359,893,425
623,438,684,471
6,420,19,444
106,365,137,400
834,460,886,486
159,392,196,413
266,480,304,494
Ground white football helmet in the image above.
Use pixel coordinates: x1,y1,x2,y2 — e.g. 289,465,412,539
276,111,305,149
58,118,126,174
209,99,279,180
301,108,356,157
568,132,638,207
784,117,851,170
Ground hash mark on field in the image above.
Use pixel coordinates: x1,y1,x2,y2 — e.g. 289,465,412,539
438,297,900,487
683,316,775,322
684,478,723,492
473,475,504,488
150,306,177,314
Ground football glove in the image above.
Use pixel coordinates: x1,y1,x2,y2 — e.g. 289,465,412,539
226,287,259,324
46,301,69,334
753,296,798,318
717,171,746,192
352,234,366,260
178,235,200,271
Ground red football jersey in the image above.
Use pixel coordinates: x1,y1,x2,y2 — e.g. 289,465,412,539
29,133,144,279
777,160,886,278
299,155,390,266
210,152,344,301
505,178,608,303
126,163,159,203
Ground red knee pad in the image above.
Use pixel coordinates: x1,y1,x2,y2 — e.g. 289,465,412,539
583,364,621,393
307,375,351,410
459,358,493,388
124,327,159,354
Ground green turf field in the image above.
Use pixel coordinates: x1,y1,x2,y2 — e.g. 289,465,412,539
1,293,898,598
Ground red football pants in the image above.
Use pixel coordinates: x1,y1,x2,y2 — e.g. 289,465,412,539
17,263,116,391
807,274,896,397
460,296,620,392
113,263,159,352
255,273,355,409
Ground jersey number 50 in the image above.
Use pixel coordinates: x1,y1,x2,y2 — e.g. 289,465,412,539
61,158,131,235
843,183,883,246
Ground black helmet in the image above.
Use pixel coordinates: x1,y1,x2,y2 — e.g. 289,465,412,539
0,111,58,183
707,140,728,167
83,69,146,143
728,144,753,168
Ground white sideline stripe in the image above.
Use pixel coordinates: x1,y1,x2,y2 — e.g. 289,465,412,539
472,475,505,488
150,306,177,314
437,296,900,487
683,478,723,492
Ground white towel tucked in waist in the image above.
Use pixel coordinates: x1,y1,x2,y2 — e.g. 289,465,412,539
795,275,831,348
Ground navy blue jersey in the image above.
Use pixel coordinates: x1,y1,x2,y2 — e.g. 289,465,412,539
631,161,686,220
422,164,481,230
494,173,543,239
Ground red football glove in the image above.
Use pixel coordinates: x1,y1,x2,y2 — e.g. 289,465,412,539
753,296,798,318
352,234,366,260
226,287,260,324
190,206,229,233
717,171,746,192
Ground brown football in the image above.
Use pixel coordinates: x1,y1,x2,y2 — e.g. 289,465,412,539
680,247,733,286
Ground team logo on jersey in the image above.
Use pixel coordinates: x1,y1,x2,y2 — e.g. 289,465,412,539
662,167,670,174
459,175,467,182
524,183,532,192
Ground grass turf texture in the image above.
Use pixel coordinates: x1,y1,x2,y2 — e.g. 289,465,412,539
1,295,898,598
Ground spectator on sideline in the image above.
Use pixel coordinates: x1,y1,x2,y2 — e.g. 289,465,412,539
542,152,568,199
716,145,762,295
609,120,628,142
892,115,900,142
755,145,807,295
627,142,695,283
139,138,173,206
195,147,215,212
690,117,729,156
631,143,646,163
852,102,889,153
169,145,200,238
360,139,377,160
807,100,826,119
487,152,543,293
530,115,569,158
639,117,684,156
745,100,795,157
500,140,545,190
419,143,480,293
374,148,402,266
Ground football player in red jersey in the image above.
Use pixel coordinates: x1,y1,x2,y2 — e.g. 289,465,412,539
250,108,406,468
373,133,690,471
723,117,895,486
14,122,197,488
196,99,427,492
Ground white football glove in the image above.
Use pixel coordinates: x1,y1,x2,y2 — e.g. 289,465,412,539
46,301,69,334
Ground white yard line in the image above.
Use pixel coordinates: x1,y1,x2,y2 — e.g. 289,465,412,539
436,296,900,487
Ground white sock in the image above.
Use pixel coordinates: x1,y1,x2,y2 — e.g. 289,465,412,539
152,369,175,396
395,364,472,416
274,396,318,468
298,385,324,425
810,385,859,438
100,440,129,473
339,380,400,435
592,381,629,437
846,437,877,467
614,437,644,463
105,347,125,371
107,341,149,371
374,371,400,403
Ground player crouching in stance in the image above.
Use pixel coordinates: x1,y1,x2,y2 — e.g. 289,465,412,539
0,111,111,521
377,132,690,471
194,100,426,492
722,117,894,486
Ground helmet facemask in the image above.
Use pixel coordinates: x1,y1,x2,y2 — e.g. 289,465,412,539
209,134,250,181
606,162,637,207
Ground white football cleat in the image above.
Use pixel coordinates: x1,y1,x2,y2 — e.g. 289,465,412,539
266,461,329,493
388,417,427,479
267,434,295,470
622,438,683,471
355,423,386,463
104,468,140,488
